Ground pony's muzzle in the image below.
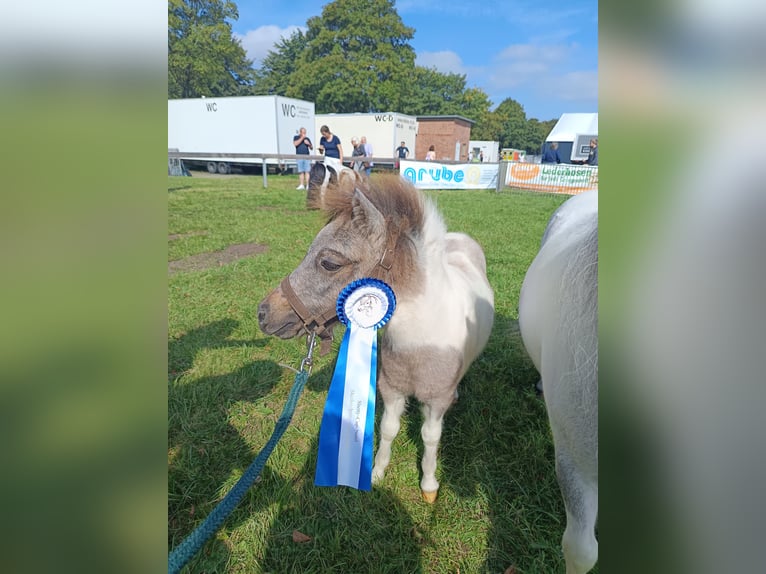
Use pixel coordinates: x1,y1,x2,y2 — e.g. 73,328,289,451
258,289,304,339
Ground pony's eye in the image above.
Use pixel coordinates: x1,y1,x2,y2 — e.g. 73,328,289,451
321,259,342,272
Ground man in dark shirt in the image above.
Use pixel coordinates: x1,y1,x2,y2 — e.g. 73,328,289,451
585,139,598,166
542,142,562,164
293,127,313,190
394,141,409,169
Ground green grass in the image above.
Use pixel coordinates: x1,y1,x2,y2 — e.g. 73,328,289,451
168,173,591,573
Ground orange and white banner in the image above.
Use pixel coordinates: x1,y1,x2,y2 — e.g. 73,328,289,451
505,162,598,195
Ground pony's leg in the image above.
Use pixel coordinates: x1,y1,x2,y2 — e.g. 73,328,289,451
557,452,598,574
419,401,449,503
371,392,406,484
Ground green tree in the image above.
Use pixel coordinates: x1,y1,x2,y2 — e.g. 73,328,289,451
493,97,529,150
168,0,255,98
460,87,495,135
526,118,559,154
253,30,308,96
286,0,416,113
399,67,469,116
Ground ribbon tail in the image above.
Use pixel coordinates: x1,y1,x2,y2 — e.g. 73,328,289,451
358,334,377,491
314,326,378,491
314,328,352,487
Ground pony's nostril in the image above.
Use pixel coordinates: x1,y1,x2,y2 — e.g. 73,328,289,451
257,302,268,325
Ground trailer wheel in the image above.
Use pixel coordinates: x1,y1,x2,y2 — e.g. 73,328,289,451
217,162,230,174
207,162,217,174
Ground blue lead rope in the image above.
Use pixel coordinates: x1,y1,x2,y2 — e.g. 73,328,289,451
168,368,310,574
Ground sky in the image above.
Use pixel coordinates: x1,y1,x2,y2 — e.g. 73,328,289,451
232,0,598,122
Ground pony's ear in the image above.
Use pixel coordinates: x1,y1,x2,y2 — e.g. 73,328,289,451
337,169,357,194
351,188,385,234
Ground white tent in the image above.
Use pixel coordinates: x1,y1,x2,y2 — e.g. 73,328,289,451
544,113,598,163
545,113,598,142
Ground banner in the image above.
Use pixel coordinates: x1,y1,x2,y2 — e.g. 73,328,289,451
400,160,498,190
505,162,598,195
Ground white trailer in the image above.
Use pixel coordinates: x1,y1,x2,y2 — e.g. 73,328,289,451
469,140,499,163
314,112,418,167
168,95,315,174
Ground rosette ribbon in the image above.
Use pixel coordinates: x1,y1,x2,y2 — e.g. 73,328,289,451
315,278,396,491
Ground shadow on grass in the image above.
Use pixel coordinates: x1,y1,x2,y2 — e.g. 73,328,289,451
168,319,282,563
168,315,574,573
397,313,568,572
168,323,423,573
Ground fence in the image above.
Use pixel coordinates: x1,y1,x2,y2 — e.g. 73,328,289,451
168,151,598,195
168,150,398,188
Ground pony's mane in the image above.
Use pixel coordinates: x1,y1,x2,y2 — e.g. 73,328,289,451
322,174,433,295
321,174,426,233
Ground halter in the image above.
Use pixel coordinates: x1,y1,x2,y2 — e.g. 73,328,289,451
279,217,401,356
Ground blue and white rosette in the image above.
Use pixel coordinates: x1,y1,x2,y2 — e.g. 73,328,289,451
315,278,396,491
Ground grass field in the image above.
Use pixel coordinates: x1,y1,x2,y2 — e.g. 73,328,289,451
168,173,590,573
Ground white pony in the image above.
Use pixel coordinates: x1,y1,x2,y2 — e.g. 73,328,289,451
259,174,495,502
518,189,598,574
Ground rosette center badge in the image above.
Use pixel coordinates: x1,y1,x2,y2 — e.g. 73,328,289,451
345,289,389,329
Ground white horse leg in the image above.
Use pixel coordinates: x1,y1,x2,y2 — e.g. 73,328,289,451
557,452,598,574
420,402,447,503
372,392,406,484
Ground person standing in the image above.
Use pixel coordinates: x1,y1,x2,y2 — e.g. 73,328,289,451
349,136,365,173
318,125,344,164
425,145,436,161
293,127,313,190
542,142,562,164
585,138,598,166
360,136,373,178
394,141,409,169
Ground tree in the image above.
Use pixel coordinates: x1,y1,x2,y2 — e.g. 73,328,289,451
492,98,529,151
286,0,416,113
399,67,469,116
253,30,308,96
168,0,255,99
459,87,494,133
526,118,558,154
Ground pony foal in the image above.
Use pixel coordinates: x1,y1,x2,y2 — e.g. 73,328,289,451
518,189,598,574
258,174,494,502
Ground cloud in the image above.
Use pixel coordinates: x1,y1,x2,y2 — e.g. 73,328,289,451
415,50,467,75
485,42,594,97
497,43,572,63
234,25,304,66
547,70,598,101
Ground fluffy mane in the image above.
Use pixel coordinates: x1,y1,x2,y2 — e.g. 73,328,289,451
322,174,438,297
322,174,424,229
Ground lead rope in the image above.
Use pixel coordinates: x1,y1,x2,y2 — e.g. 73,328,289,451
168,333,317,574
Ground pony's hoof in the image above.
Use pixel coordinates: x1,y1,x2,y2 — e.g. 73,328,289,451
421,490,438,504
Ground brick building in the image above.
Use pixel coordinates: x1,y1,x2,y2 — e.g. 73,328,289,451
415,115,475,162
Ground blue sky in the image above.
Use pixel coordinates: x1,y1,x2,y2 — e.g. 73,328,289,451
232,0,597,121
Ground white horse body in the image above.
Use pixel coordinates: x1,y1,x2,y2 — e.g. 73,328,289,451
372,197,495,500
384,202,494,374
519,189,598,574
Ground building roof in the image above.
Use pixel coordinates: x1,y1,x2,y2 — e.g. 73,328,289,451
416,115,476,126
